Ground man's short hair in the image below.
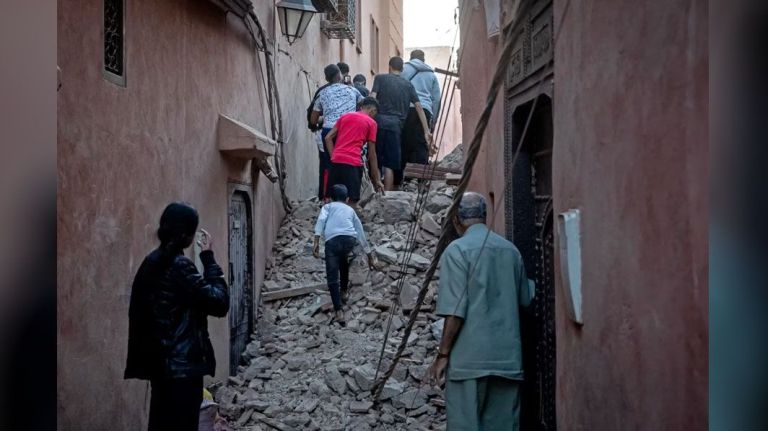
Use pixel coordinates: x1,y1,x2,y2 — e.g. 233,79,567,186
410,49,425,61
330,184,348,202
337,62,350,75
360,97,379,110
458,192,487,223
388,56,404,71
324,64,341,82
353,74,366,85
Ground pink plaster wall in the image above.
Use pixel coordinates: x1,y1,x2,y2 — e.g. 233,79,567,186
552,0,707,428
458,0,707,428
57,1,278,429
57,1,401,430
458,0,507,233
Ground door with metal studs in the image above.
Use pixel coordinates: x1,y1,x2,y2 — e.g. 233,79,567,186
228,190,253,376
504,95,556,430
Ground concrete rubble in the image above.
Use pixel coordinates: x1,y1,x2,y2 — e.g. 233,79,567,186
211,175,460,431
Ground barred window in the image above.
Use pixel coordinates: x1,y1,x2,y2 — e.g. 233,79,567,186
103,0,125,86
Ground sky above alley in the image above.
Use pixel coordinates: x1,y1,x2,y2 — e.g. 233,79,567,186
403,0,459,49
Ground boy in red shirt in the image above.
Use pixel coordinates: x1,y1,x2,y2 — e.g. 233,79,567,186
324,97,385,205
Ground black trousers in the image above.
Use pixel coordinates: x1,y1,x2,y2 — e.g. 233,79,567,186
324,235,357,311
318,128,334,200
329,162,364,202
148,376,203,431
395,108,432,185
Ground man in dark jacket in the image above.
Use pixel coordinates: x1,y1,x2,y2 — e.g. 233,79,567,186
371,56,432,191
125,202,229,431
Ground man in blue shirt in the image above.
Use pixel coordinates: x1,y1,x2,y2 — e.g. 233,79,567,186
427,192,534,430
397,50,442,186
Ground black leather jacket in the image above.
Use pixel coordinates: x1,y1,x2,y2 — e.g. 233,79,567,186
124,249,229,380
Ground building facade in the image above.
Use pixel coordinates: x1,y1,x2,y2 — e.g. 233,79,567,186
458,0,707,429
57,1,401,429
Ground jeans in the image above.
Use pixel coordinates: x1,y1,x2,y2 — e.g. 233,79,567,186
148,376,203,431
324,235,357,311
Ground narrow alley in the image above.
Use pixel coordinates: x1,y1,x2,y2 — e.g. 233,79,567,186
56,0,708,430
212,148,464,431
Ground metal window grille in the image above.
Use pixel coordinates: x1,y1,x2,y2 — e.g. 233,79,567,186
103,0,125,86
312,0,338,13
321,0,356,39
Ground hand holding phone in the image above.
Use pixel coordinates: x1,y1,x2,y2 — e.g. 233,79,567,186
197,229,213,251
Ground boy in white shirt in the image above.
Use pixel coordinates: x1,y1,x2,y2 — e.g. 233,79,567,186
313,184,376,323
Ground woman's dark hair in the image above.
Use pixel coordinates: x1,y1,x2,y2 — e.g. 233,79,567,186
157,202,199,252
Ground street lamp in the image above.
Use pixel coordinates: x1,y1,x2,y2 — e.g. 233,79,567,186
275,0,318,45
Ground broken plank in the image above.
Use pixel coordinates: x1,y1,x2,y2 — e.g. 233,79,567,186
262,283,326,302
404,162,462,174
445,173,462,185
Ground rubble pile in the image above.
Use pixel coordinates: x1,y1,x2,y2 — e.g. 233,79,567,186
212,180,457,431
437,143,463,170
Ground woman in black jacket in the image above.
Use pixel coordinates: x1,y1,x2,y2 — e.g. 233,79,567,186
124,202,229,431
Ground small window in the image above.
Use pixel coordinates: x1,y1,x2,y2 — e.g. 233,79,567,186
355,0,362,53
103,0,125,86
370,16,379,75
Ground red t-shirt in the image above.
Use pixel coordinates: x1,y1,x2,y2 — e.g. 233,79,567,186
331,111,377,167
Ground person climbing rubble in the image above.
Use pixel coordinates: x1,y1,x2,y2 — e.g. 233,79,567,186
313,184,377,324
309,64,363,201
323,96,385,206
212,163,463,429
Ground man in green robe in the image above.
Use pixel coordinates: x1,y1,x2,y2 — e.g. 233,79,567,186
427,192,534,430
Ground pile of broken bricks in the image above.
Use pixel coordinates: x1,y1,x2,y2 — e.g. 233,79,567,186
211,178,458,431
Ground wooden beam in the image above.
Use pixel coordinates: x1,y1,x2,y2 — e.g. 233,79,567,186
261,283,326,302
403,162,463,181
445,173,462,185
404,162,462,175
434,67,459,77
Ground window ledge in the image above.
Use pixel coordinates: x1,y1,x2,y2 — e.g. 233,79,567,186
217,114,276,160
